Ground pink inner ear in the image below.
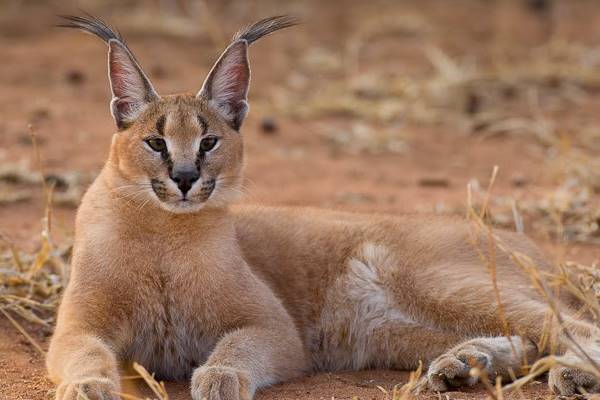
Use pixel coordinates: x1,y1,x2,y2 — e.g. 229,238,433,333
108,41,149,105
109,60,127,97
228,63,248,93
209,42,249,105
198,41,249,129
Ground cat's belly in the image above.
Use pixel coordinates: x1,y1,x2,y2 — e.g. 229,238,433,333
307,242,415,371
124,304,217,380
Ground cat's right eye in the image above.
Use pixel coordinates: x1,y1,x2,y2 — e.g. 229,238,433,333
146,138,167,152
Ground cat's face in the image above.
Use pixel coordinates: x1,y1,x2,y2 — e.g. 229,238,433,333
60,15,296,214
111,95,243,214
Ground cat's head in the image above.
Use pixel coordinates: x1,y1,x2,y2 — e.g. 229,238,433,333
60,15,296,214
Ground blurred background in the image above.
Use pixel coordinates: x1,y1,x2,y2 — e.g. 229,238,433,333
0,1,599,398
1,0,599,261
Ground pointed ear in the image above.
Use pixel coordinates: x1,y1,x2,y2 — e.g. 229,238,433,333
108,39,159,129
197,41,250,131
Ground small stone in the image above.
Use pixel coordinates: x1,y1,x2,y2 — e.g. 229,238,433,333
260,117,278,134
65,69,85,85
526,0,552,13
511,174,529,187
418,177,450,187
151,65,168,79
44,174,69,190
17,131,45,146
501,84,518,99
29,107,51,123
465,92,481,115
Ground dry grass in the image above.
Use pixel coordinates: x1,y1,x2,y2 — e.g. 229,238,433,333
372,361,423,400
0,159,91,208
0,214,70,329
462,167,600,397
117,363,170,400
381,165,600,399
0,131,71,335
466,181,599,246
431,132,600,246
325,122,408,156
277,12,600,159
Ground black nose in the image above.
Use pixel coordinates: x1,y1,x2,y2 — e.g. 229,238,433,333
170,169,199,196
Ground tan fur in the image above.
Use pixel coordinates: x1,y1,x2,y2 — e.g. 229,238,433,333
48,16,600,400
232,206,600,394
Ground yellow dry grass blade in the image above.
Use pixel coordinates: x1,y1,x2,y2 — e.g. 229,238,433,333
132,362,170,400
393,361,423,400
0,307,45,355
27,236,51,279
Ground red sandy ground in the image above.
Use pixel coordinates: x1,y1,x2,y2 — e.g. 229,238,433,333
0,1,598,399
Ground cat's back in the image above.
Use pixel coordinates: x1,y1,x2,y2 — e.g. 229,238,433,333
231,204,550,304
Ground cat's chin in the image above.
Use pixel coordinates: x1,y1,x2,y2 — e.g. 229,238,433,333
159,199,207,214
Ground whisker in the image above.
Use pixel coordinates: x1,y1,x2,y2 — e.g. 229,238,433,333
114,189,150,200
112,187,153,204
111,182,153,191
215,176,257,192
136,197,152,213
110,184,153,198
212,181,256,203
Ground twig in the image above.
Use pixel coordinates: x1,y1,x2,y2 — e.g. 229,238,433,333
0,307,45,355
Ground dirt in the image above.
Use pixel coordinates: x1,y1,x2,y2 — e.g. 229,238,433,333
0,316,552,400
0,0,599,399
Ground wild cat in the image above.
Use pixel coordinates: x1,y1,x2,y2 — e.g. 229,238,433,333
47,15,600,400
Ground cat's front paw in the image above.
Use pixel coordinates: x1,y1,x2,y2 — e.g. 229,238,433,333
191,365,251,400
427,348,491,392
56,377,119,400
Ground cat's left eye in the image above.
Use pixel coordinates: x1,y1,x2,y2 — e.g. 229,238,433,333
200,136,219,152
146,138,167,152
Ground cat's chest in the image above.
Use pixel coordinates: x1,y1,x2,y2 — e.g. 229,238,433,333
125,272,218,380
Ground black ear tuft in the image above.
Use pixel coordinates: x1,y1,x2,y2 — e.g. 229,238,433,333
232,15,299,45
59,14,159,130
58,14,124,43
197,15,298,131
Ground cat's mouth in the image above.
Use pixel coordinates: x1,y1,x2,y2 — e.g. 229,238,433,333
149,178,216,213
